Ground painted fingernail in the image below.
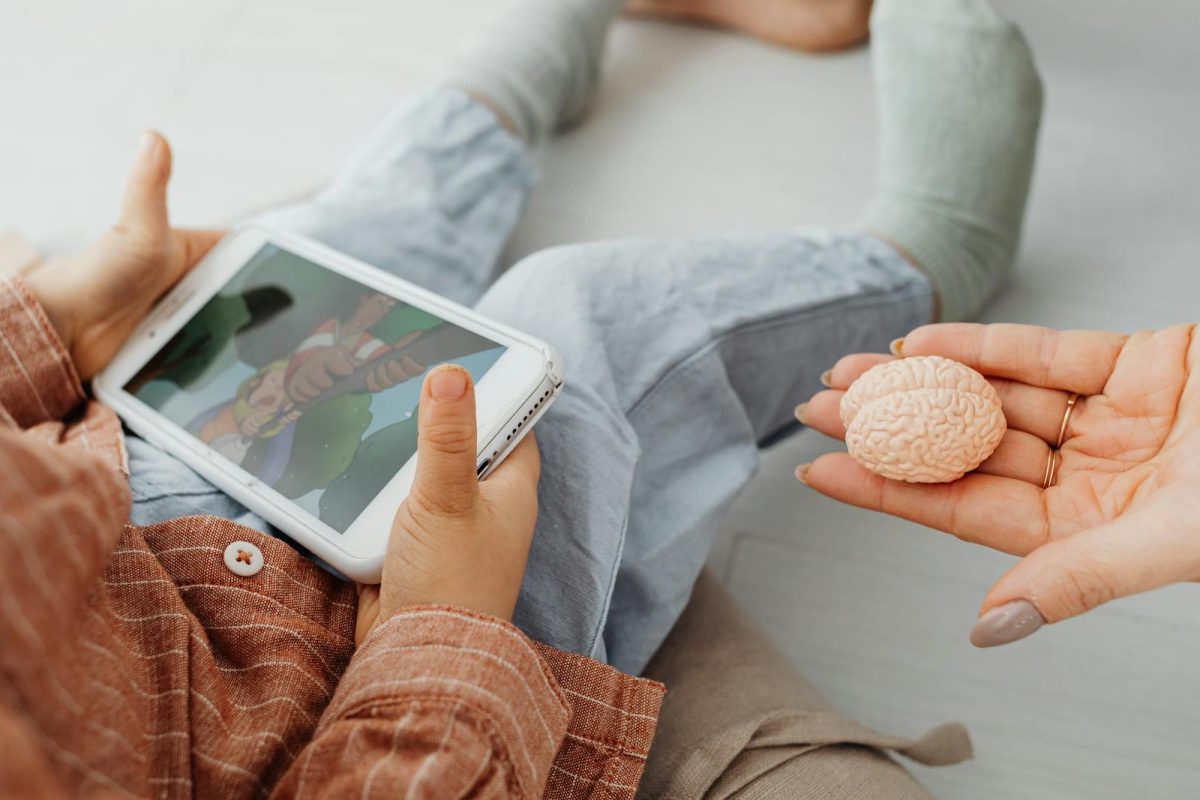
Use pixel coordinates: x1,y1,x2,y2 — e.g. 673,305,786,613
969,600,1044,647
819,370,833,388
428,365,469,401
889,338,905,357
794,402,810,423
795,463,811,484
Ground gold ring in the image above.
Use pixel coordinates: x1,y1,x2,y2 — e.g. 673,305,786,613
1042,449,1060,489
1055,393,1080,449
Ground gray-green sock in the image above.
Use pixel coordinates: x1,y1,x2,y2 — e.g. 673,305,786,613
860,0,1044,321
445,0,625,144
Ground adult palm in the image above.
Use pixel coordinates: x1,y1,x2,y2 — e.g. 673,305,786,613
800,322,1200,639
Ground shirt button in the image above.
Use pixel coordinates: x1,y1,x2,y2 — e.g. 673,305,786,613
224,541,264,577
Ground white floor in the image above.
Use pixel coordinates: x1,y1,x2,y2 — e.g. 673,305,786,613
4,1,1199,797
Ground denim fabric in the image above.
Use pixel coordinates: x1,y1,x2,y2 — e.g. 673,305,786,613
126,88,934,674
127,89,533,534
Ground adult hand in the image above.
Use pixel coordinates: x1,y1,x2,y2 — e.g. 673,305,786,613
798,323,1200,646
355,364,540,645
25,131,222,379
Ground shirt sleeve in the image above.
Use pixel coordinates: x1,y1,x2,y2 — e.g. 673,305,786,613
0,424,131,691
270,607,574,799
534,642,665,798
0,277,86,429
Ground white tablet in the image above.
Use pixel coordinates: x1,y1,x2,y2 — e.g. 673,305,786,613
95,225,563,582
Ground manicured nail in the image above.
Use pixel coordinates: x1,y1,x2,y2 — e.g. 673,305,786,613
819,370,833,388
795,463,811,484
889,338,905,357
428,365,469,401
794,402,810,423
969,600,1044,647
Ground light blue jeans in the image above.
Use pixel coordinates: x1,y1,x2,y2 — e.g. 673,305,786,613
127,89,933,674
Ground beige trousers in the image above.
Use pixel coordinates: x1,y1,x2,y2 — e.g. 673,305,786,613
639,570,972,799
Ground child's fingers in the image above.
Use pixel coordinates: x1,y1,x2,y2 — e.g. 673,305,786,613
485,433,541,493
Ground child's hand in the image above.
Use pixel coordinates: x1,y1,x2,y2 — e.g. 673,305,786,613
799,323,1200,646
355,365,540,645
25,131,222,379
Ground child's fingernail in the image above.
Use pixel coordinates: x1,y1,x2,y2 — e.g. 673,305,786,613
819,370,833,388
969,599,1044,647
889,338,905,356
794,402,810,423
139,129,160,160
428,365,469,401
795,463,811,484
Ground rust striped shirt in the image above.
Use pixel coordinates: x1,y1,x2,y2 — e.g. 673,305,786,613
0,277,663,798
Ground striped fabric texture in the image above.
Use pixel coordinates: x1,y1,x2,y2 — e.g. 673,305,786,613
0,277,663,798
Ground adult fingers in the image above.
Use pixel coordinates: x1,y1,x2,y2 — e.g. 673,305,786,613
971,503,1200,646
989,378,1079,445
796,390,846,439
410,365,479,516
800,399,1054,484
118,130,172,234
975,429,1052,485
825,352,895,390
900,323,1127,396
801,453,1051,556
809,350,1086,446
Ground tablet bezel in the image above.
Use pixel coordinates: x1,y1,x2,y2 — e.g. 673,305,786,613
95,225,562,581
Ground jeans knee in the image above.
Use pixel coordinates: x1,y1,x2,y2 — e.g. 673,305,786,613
479,242,629,330
516,242,625,297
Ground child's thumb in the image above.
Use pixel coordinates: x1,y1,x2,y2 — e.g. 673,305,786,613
410,365,480,517
118,130,171,234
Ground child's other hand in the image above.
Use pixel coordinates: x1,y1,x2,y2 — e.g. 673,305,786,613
25,131,222,380
355,365,540,645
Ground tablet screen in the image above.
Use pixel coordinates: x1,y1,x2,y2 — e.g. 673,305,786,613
125,244,507,533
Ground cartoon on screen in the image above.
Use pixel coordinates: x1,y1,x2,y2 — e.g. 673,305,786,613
127,245,506,532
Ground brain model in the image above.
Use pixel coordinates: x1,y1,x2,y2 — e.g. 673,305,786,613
840,356,1006,483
